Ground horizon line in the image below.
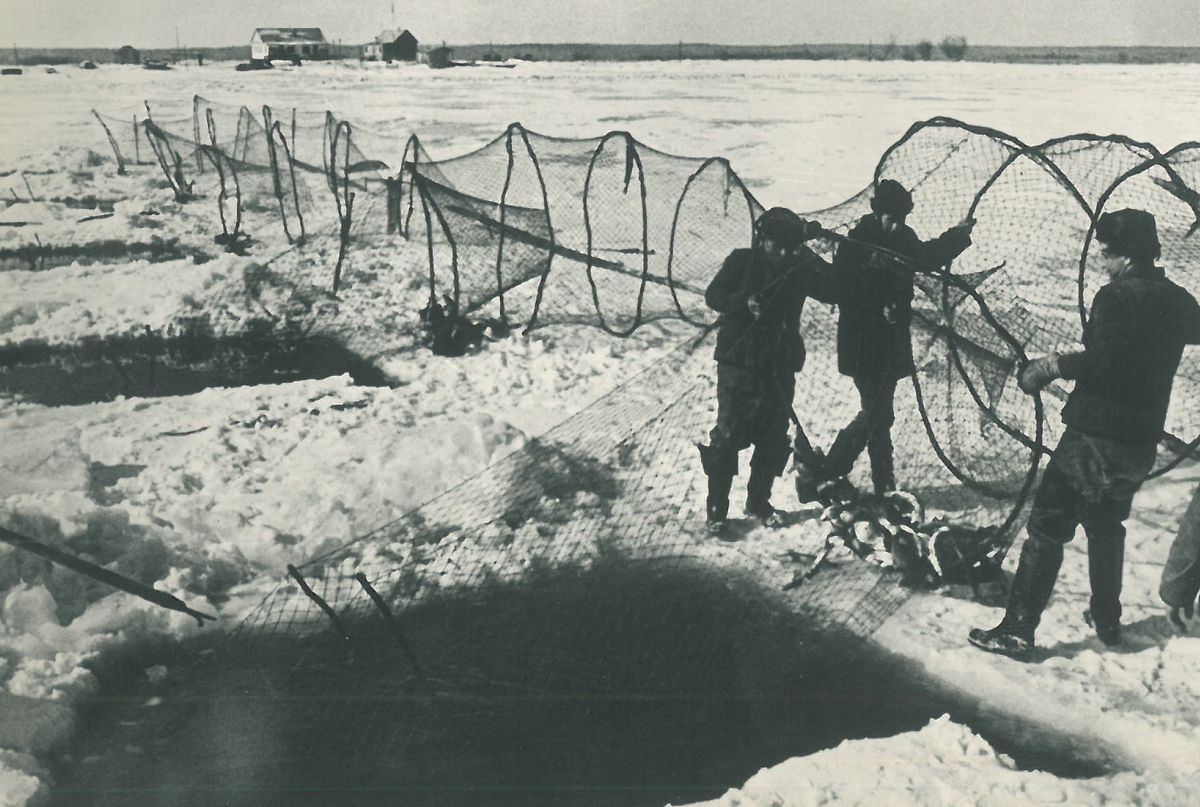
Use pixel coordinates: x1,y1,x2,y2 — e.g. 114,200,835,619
11,40,1200,52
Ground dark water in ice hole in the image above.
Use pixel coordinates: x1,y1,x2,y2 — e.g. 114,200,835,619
50,560,1115,807
0,329,392,406
0,238,204,273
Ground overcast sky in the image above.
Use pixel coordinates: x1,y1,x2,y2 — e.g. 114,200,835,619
3,0,1198,49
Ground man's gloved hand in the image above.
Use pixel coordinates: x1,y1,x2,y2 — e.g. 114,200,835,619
744,293,763,319
1018,352,1061,394
1169,599,1196,633
940,220,974,259
797,218,828,241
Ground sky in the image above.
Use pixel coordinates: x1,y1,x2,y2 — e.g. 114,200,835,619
2,0,1199,50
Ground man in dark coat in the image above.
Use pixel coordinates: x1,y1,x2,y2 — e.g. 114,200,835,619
699,207,831,531
807,179,973,497
970,208,1200,660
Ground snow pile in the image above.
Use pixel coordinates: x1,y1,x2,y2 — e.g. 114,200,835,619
0,751,48,807
0,255,242,345
696,715,1200,807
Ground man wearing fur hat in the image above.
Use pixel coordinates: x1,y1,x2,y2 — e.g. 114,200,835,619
699,207,830,532
970,208,1200,660
802,179,973,499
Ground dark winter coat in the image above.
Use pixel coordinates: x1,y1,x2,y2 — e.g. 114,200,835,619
830,215,969,381
1058,263,1200,445
706,247,835,374
1161,483,1200,608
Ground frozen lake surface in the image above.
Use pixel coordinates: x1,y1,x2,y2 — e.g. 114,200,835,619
4,58,1200,207
3,57,1200,806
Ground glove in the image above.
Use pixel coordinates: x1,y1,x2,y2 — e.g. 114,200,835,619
747,294,763,319
798,218,828,241
1018,352,1060,394
940,222,974,258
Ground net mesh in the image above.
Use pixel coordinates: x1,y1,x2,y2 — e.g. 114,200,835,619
55,108,1200,802
79,101,1200,629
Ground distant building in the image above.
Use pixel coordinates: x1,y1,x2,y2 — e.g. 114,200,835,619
363,29,418,62
250,28,330,63
115,45,141,65
418,43,453,69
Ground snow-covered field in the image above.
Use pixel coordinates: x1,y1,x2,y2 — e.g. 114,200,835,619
3,58,1200,805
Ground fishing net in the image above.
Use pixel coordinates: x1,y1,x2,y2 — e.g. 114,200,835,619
54,330,919,807
51,114,1200,803
404,116,1200,482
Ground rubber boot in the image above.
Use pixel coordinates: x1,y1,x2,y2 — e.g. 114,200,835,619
793,444,826,504
706,474,734,535
1084,531,1125,646
824,414,869,482
746,442,790,525
795,462,822,504
745,464,781,526
968,535,1064,661
698,443,736,534
868,430,896,495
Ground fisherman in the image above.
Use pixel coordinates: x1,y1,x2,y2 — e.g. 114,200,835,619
799,179,973,499
1161,483,1200,633
698,207,830,532
970,209,1200,660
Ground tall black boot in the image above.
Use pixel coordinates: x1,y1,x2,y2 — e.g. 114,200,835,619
707,472,734,524
1085,531,1125,646
745,464,778,523
746,443,789,524
698,443,736,531
968,535,1064,661
867,430,896,495
824,413,871,481
795,450,825,504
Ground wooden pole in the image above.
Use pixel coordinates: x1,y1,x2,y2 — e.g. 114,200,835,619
0,525,216,625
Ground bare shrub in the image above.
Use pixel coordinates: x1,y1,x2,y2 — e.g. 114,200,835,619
940,36,968,61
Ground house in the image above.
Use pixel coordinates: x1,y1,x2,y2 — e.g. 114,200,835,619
363,29,418,62
418,43,453,69
115,45,141,65
250,28,330,63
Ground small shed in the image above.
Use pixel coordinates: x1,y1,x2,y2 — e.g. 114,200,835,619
418,44,453,69
250,28,330,63
116,45,141,65
364,29,418,62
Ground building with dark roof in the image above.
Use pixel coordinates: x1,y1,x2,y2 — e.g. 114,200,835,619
418,43,453,69
250,28,330,63
363,29,418,62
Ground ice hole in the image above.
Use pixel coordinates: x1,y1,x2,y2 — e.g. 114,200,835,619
0,331,389,406
52,558,1116,806
0,239,207,273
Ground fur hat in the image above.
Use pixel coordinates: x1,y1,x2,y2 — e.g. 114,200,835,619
871,179,914,217
1095,208,1161,261
755,207,807,247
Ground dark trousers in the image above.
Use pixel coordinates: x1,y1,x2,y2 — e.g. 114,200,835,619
1161,485,1200,608
708,364,794,477
702,364,794,517
1011,427,1156,629
825,375,898,493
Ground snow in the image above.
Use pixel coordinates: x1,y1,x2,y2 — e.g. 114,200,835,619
690,715,1200,807
0,750,48,807
3,58,1200,804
